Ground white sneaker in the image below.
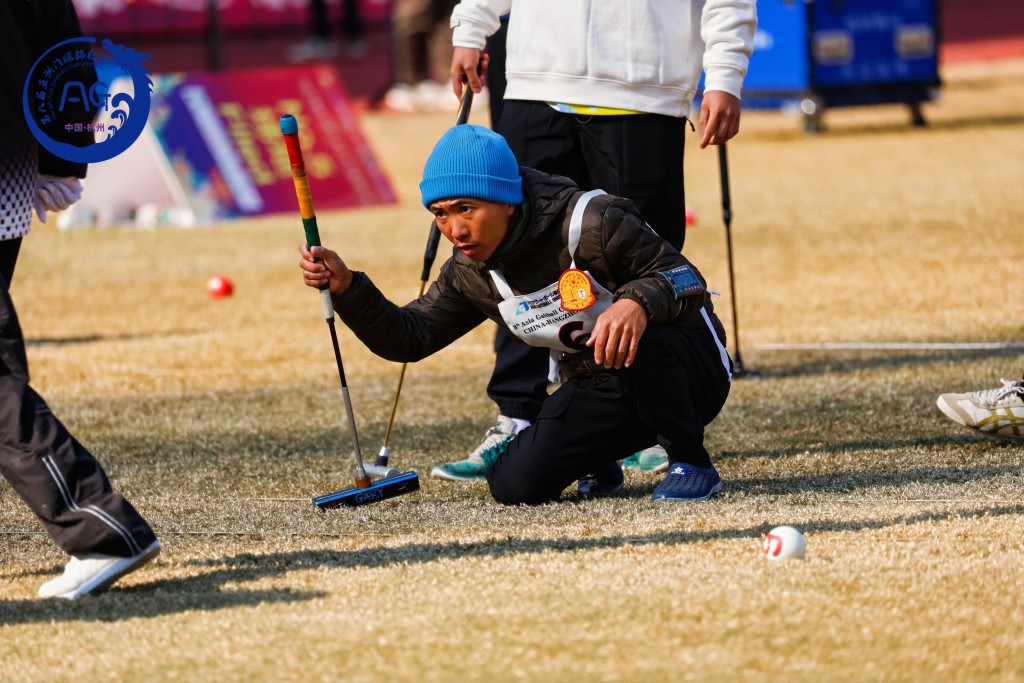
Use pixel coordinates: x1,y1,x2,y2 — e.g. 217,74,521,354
937,376,1024,439
38,540,162,600
413,80,456,112
383,81,457,113
382,83,420,112
430,416,518,481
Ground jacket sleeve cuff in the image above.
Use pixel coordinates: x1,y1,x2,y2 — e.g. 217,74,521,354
330,271,372,316
451,17,492,50
614,290,655,320
702,66,745,100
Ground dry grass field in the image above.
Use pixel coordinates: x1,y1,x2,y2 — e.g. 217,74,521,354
2,58,1023,682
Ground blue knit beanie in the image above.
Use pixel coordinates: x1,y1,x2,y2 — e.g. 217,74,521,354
420,125,524,208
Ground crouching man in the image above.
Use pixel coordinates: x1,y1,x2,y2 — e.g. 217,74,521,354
298,125,732,504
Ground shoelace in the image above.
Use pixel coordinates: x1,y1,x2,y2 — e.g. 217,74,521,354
973,378,1024,407
472,428,514,461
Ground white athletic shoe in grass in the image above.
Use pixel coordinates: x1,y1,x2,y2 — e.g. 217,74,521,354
430,416,517,481
38,540,161,600
936,376,1024,439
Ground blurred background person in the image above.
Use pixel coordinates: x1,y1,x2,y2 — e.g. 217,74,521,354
382,0,459,112
1,0,161,599
288,0,367,62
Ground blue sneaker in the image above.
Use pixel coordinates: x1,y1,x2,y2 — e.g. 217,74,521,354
430,416,517,481
577,461,625,498
652,463,722,502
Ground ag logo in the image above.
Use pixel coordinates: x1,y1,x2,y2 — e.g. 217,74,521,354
23,37,152,164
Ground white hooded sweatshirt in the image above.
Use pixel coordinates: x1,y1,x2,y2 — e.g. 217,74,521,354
451,0,757,119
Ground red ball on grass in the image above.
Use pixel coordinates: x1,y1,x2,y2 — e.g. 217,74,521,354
206,275,234,299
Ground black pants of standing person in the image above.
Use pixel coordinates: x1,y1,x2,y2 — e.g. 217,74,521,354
487,315,730,504
488,101,689,421
0,238,156,557
484,15,508,129
310,0,364,43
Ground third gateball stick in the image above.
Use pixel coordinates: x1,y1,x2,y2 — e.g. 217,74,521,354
280,113,371,489
376,87,475,467
717,142,757,379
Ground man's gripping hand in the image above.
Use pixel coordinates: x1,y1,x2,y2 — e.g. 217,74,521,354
450,47,490,98
299,244,353,296
587,298,648,369
698,90,741,149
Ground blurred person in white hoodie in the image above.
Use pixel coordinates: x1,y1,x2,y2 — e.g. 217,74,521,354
434,0,755,491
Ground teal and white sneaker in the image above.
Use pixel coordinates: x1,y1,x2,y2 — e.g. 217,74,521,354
621,445,670,473
430,416,518,481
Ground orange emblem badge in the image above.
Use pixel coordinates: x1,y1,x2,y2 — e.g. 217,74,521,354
558,269,596,311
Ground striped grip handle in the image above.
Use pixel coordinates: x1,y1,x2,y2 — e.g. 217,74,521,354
280,114,321,249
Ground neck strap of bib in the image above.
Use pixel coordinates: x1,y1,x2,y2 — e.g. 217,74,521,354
488,188,606,298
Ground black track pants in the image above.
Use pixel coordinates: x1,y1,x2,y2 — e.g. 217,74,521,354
0,267,156,557
487,320,730,505
486,328,550,421
496,100,687,250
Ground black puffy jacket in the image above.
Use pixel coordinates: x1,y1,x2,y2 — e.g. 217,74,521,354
333,167,724,363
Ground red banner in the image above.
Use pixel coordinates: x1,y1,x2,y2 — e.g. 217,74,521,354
150,64,395,218
74,0,391,38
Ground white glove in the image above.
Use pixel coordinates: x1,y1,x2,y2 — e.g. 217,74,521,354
32,195,47,223
34,175,84,223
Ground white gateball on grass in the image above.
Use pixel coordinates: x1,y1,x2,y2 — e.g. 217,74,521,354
763,525,806,560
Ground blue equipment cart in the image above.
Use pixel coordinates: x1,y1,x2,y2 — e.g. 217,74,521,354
733,0,941,131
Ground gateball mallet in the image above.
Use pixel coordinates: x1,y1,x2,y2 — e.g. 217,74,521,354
279,114,420,508
373,87,475,471
717,142,759,379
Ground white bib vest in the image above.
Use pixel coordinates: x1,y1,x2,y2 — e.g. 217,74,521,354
488,190,615,359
